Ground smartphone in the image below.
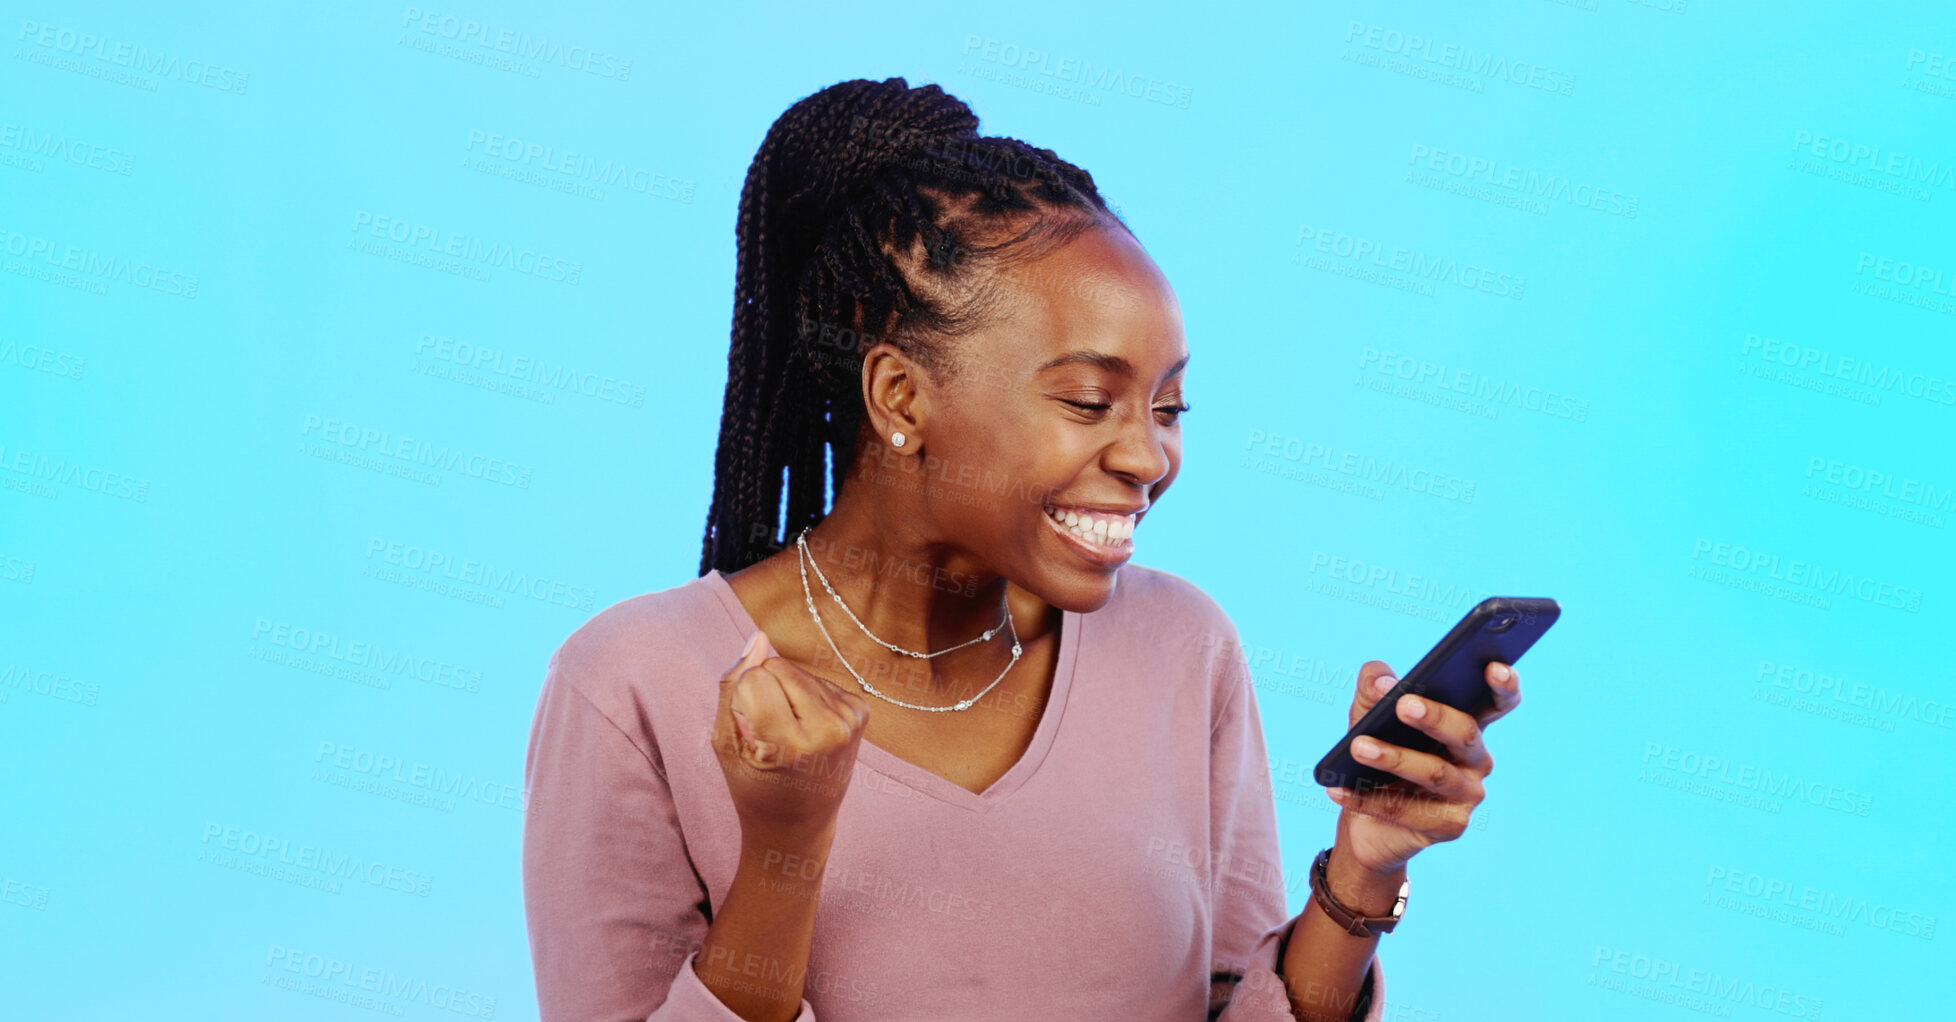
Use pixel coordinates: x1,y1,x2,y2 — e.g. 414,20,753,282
1313,597,1560,791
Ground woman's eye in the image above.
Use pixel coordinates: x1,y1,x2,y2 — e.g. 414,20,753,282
1063,400,1191,422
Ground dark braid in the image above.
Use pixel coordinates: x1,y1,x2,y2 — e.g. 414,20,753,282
700,77,1128,576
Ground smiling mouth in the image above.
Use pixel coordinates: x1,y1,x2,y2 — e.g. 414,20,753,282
1041,503,1137,564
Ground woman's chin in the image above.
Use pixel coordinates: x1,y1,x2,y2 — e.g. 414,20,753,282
1017,564,1122,616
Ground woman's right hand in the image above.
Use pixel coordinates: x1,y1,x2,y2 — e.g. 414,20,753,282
711,629,872,844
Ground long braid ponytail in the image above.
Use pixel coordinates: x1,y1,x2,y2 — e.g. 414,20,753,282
700,77,1125,577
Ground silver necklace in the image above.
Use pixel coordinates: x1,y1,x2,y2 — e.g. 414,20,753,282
795,526,1020,712
795,526,1009,659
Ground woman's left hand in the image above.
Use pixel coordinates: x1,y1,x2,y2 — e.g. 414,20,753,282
1328,660,1523,874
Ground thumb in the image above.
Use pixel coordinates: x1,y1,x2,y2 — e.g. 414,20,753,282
1350,660,1398,726
752,629,778,662
724,628,775,680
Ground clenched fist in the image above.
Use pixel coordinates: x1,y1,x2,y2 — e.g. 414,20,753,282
711,629,873,845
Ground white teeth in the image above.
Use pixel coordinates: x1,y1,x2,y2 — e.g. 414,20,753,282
1043,504,1136,548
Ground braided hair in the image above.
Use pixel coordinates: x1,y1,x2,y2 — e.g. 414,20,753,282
700,77,1130,576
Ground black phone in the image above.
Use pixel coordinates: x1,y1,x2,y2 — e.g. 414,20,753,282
1314,596,1560,791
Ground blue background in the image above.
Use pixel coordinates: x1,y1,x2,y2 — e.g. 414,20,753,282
4,1,1950,1018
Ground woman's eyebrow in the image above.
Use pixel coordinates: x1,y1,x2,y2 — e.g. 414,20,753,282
1036,349,1190,380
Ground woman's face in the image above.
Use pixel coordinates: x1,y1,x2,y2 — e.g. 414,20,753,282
863,222,1188,613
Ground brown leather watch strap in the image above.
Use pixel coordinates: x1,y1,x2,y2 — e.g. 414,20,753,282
1308,847,1407,936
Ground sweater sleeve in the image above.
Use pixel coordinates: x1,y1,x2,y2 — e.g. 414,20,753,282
521,647,817,1022
1207,634,1385,1022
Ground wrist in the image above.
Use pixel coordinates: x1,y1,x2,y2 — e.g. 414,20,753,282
742,810,838,850
1324,842,1406,918
740,820,837,872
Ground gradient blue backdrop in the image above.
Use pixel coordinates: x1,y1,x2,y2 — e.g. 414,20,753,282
4,1,1951,1019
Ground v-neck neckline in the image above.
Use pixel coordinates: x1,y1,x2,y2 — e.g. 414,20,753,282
701,568,1082,813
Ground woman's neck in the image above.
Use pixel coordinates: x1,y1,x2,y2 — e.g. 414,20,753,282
795,500,1030,657
727,483,1061,698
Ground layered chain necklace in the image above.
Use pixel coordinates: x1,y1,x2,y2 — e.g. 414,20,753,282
794,525,1020,712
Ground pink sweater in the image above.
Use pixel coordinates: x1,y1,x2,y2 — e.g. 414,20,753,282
522,563,1386,1021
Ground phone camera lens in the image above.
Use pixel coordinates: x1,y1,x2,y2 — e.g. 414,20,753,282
1486,613,1518,633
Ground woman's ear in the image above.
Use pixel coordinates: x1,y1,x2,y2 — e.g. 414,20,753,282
861,341,925,453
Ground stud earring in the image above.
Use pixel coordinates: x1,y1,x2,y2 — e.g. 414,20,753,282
891,432,907,448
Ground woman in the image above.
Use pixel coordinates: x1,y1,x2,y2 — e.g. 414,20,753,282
522,77,1520,1022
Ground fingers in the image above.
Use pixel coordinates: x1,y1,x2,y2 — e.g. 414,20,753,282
716,630,773,716
1328,785,1471,841
729,667,799,765
766,655,868,730
1348,660,1398,728
717,631,774,756
1393,693,1493,777
1479,661,1523,727
776,665,869,747
827,684,871,730
1349,733,1485,804
714,628,874,770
